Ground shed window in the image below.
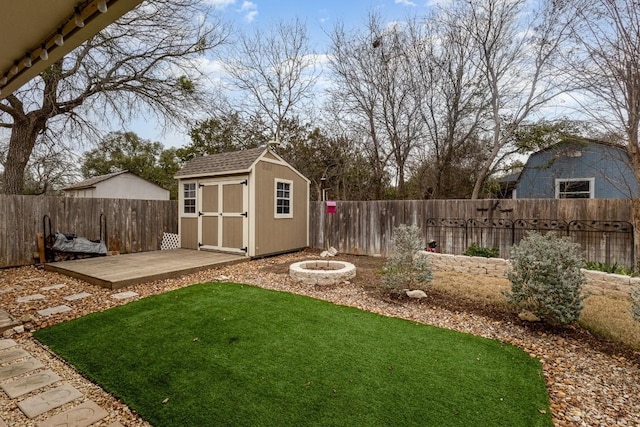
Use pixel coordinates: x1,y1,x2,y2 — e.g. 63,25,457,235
183,183,196,214
275,179,293,218
555,178,594,199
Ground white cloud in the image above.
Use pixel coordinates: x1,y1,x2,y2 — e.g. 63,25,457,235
203,0,237,10
244,10,258,22
239,1,256,11
395,0,417,6
237,1,258,22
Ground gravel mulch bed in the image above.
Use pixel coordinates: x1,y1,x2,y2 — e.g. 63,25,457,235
1,250,639,427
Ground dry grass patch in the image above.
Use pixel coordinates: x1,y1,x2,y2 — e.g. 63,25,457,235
431,271,511,309
580,294,640,351
430,270,640,351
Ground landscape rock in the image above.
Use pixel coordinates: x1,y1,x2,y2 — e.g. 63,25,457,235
406,290,427,299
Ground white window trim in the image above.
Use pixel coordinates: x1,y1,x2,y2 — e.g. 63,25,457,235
555,177,595,199
181,181,198,217
274,178,293,219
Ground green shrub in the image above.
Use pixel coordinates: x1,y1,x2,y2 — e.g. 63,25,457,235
504,232,586,326
584,261,638,277
382,224,433,294
632,287,640,323
464,242,500,258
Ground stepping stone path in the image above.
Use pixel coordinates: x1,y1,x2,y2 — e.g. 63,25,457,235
0,286,145,425
0,339,111,426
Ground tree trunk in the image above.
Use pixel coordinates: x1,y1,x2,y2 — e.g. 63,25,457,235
3,117,41,195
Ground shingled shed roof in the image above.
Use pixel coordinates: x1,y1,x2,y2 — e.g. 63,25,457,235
63,170,129,191
175,146,268,179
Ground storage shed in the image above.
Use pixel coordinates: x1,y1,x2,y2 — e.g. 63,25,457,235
174,146,310,257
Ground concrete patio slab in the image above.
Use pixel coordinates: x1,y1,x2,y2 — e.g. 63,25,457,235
44,249,247,289
18,384,83,418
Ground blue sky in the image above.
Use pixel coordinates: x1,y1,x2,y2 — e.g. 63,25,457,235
127,0,434,148
209,0,431,49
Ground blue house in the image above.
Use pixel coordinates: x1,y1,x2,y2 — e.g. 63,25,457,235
507,139,639,199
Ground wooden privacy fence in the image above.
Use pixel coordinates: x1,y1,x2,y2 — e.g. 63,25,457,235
309,199,636,268
0,195,178,268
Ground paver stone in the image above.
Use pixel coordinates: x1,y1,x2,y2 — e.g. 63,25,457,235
111,291,139,300
37,305,72,317
36,400,108,427
17,294,46,303
0,339,17,351
18,384,84,418
1,370,61,398
40,284,67,291
0,348,30,364
0,357,44,381
63,292,92,301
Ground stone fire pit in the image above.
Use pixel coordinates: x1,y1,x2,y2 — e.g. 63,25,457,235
289,260,356,286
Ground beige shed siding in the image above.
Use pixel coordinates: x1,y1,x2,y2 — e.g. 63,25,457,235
223,217,244,248
202,185,218,212
180,217,198,249
223,183,244,212
202,216,218,246
254,161,308,256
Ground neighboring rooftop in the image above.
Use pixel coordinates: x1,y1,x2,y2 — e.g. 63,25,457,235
63,170,129,191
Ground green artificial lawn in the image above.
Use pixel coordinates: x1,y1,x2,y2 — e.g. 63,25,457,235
34,283,552,427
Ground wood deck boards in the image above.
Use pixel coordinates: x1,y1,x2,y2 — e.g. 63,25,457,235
43,249,246,289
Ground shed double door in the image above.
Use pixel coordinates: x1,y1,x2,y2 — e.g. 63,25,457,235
199,178,248,254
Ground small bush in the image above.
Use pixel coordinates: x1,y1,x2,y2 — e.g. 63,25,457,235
584,261,637,277
632,287,640,323
504,232,586,326
382,224,433,294
464,243,499,258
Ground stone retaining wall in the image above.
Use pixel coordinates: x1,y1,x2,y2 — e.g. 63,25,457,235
424,252,638,299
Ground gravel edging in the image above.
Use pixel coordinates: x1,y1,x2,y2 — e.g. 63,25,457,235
1,252,639,427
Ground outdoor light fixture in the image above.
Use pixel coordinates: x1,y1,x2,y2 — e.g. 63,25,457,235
40,44,49,61
10,62,19,75
55,30,64,46
97,0,108,13
74,7,85,27
23,53,32,68
0,75,7,86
